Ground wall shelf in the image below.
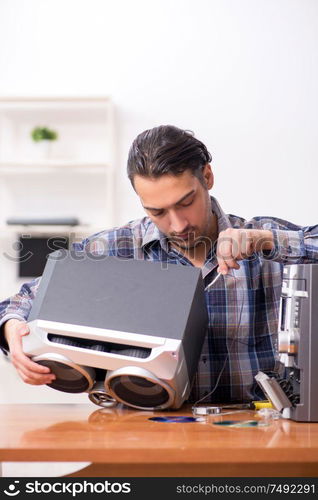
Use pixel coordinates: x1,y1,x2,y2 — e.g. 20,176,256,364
0,96,116,299
0,224,104,235
0,160,110,168
0,161,111,175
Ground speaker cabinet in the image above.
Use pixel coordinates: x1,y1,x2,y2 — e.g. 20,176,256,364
23,250,208,410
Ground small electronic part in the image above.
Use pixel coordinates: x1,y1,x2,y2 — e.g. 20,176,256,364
192,406,222,416
251,400,273,410
257,408,282,420
255,372,292,412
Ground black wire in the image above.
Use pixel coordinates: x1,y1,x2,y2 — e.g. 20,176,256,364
193,272,245,408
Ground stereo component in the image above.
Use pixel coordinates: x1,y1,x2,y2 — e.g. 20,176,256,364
256,264,318,422
23,250,208,410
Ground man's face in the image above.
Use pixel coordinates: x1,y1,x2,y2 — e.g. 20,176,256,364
133,165,215,251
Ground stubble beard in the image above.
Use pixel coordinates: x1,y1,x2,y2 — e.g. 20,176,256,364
169,219,215,254
169,198,217,254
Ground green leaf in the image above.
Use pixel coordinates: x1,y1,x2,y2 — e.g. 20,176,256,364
31,126,58,142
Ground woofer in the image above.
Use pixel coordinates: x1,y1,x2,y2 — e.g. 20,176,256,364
105,366,175,410
33,353,96,393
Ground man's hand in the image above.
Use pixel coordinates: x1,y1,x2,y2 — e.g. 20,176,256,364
4,319,56,385
217,228,274,274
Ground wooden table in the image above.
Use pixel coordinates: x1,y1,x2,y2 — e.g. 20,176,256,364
0,404,317,477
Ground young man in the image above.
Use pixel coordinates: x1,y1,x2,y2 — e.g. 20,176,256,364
0,125,317,403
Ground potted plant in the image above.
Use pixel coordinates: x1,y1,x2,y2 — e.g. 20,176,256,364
30,126,58,159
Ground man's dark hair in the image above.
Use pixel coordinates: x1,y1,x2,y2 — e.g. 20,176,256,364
127,125,212,186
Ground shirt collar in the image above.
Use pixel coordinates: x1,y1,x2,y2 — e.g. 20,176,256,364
210,196,233,232
141,219,165,249
141,195,232,250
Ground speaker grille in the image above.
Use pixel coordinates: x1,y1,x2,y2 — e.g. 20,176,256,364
110,346,150,358
36,359,94,393
109,374,170,408
48,334,151,358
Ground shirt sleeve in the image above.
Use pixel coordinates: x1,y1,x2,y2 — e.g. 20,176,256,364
244,217,318,264
0,277,41,355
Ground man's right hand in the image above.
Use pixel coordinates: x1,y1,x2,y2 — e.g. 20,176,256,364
4,319,56,385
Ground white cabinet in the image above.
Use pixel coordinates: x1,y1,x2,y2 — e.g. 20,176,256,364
0,97,116,299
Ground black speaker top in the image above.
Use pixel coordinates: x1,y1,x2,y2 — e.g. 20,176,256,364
28,250,207,341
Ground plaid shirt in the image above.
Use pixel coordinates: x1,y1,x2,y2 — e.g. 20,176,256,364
1,197,317,403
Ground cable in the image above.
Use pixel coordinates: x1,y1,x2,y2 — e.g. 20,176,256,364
193,272,245,408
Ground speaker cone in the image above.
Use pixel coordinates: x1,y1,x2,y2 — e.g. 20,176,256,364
33,352,95,393
105,366,174,410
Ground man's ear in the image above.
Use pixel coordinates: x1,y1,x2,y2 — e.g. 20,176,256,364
202,164,214,190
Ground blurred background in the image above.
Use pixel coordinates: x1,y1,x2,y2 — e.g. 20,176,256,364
0,0,317,407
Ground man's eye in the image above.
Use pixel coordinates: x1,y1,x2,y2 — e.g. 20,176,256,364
151,210,164,217
180,199,194,207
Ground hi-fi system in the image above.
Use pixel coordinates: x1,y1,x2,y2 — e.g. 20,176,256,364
23,250,208,410
256,264,318,422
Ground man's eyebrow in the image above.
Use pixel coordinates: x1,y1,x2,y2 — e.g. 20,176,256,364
143,190,195,211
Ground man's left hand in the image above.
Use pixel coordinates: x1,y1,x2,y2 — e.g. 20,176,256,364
216,228,274,274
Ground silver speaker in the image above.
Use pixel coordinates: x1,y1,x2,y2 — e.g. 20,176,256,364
23,251,208,410
105,366,176,410
23,320,197,410
33,352,96,393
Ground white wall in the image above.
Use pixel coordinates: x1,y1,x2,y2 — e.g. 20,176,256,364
0,0,317,404
0,0,317,226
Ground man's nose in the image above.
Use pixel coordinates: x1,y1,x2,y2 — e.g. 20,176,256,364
169,211,188,234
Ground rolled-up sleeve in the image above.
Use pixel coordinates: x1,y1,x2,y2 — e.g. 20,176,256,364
0,277,41,354
245,217,318,264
